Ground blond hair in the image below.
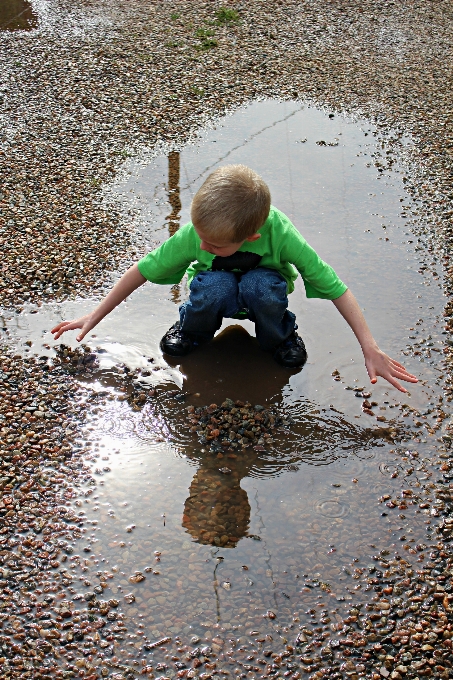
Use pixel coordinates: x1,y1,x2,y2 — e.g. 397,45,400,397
191,165,271,242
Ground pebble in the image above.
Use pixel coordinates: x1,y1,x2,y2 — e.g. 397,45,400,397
185,399,291,452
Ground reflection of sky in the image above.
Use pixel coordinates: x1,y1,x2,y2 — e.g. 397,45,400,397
76,394,426,634
87,368,388,557
4,101,444,420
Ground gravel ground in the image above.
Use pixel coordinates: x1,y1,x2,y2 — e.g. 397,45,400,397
2,1,453,679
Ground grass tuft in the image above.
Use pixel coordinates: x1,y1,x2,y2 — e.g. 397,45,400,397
195,38,218,51
216,7,240,24
195,27,215,38
190,86,205,96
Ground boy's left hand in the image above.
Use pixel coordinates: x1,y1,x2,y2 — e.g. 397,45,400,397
332,290,418,393
363,346,418,393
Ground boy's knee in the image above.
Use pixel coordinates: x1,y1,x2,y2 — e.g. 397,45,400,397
190,271,237,305
240,269,287,306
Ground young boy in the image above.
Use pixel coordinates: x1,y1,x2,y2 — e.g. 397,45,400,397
52,165,417,392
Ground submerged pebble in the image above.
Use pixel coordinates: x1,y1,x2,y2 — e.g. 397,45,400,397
185,398,291,452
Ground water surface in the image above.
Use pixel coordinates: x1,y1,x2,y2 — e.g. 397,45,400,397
0,0,38,30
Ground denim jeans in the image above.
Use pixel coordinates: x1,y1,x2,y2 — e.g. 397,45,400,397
179,268,296,351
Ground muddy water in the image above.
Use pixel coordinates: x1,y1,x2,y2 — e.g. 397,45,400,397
0,0,38,30
3,101,449,659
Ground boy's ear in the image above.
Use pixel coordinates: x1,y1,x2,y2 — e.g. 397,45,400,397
245,233,261,242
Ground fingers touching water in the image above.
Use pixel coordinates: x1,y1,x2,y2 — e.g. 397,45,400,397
51,313,97,342
365,348,418,393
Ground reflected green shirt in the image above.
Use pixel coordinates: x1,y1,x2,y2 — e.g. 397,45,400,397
137,206,347,299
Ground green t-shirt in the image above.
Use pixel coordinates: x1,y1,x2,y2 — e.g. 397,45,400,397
137,206,347,300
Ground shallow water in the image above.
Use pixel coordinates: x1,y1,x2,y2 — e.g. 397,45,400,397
3,101,449,659
0,0,38,30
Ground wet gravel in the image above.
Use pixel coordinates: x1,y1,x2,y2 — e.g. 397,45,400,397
185,400,290,453
2,0,453,678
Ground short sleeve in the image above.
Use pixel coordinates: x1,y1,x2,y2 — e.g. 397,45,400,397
137,223,197,285
280,219,348,300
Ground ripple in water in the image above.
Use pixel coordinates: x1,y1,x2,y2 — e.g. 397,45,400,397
327,457,367,481
315,498,350,518
379,461,400,475
96,386,390,484
378,461,421,487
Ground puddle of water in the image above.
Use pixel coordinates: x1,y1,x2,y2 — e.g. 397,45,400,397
6,102,444,415
3,101,448,655
0,0,38,30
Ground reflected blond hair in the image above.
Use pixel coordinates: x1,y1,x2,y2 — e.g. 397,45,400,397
191,165,271,243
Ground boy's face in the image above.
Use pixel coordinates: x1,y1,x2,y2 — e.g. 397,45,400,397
195,227,261,257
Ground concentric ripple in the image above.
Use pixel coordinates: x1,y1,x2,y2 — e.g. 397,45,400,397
315,498,350,518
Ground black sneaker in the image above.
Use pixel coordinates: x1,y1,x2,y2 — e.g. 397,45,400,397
160,322,194,356
273,332,307,368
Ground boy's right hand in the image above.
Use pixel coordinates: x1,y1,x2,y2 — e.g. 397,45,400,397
51,264,147,343
51,313,98,342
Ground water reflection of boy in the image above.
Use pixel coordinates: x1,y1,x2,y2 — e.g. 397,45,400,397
181,409,379,549
52,165,418,392
182,465,250,548
178,326,380,548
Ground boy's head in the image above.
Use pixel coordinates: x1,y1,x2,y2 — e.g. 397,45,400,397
191,164,271,256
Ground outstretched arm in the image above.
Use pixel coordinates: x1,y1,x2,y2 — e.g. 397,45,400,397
51,264,146,342
332,289,418,393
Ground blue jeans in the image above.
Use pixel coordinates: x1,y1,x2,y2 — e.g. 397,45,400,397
179,268,296,351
